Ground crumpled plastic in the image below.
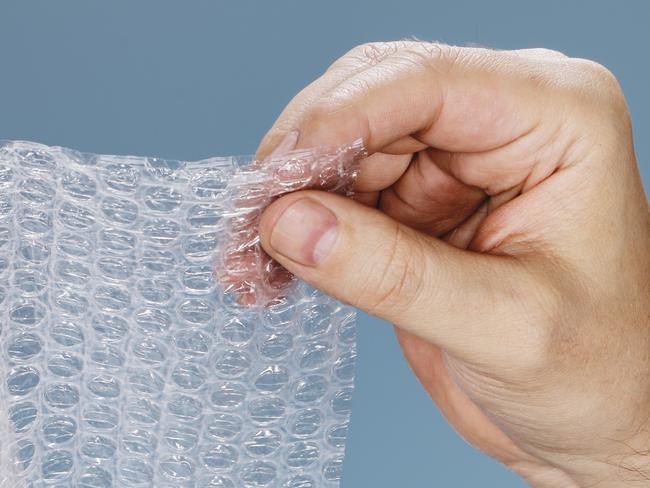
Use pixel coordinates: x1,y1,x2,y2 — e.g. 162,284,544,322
0,139,364,488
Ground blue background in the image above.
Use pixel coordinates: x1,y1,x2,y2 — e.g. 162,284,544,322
1,1,648,486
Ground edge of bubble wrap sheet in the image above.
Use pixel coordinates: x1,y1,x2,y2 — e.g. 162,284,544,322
0,140,361,488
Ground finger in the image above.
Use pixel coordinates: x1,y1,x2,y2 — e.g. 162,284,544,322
255,41,425,160
254,43,577,226
259,189,545,365
354,151,412,192
270,44,562,157
218,137,365,304
379,150,486,236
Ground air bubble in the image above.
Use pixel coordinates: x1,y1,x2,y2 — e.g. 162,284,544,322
322,455,344,482
209,382,247,410
103,163,139,193
17,206,51,233
287,408,322,438
181,231,220,259
53,286,89,315
143,218,180,246
160,455,195,481
299,341,332,370
81,435,117,459
42,415,77,445
247,397,286,426
7,332,43,361
164,425,199,452
132,336,167,364
9,401,38,433
55,259,91,286
126,398,161,425
19,177,55,204
13,439,35,471
91,313,128,341
118,458,154,485
326,421,349,448
93,285,130,311
61,170,97,199
99,227,137,253
244,429,281,457
172,361,207,390
285,441,319,468
141,248,176,273
100,196,139,225
79,466,112,488
192,167,230,199
205,413,243,441
82,403,118,430
135,307,172,335
187,203,224,228
90,344,126,369
7,366,40,396
179,297,215,324
122,429,157,456
183,264,215,291
47,351,83,377
144,185,183,212
18,239,50,263
51,321,84,347
201,443,238,472
87,375,120,399
254,366,289,393
333,350,356,382
129,369,165,395
137,278,174,303
220,315,255,345
214,349,251,378
174,328,212,358
57,231,93,257
167,394,203,422
10,300,46,325
58,201,95,229
41,449,74,481
13,268,48,294
240,461,277,487
283,475,316,488
331,387,353,416
258,333,293,360
45,383,80,409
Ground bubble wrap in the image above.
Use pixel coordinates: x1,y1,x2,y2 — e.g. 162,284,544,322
0,139,363,488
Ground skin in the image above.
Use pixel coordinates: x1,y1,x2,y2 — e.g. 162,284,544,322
248,42,650,486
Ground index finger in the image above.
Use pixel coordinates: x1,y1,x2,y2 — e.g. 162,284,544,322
256,42,558,191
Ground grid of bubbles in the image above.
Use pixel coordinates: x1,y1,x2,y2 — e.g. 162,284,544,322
0,141,356,488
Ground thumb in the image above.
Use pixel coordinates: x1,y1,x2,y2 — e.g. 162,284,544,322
259,190,544,364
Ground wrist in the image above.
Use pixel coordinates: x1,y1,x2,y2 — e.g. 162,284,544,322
515,452,650,488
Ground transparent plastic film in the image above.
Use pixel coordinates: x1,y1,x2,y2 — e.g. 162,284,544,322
0,139,364,488
219,139,366,306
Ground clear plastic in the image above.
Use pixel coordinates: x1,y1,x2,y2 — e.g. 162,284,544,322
0,139,363,488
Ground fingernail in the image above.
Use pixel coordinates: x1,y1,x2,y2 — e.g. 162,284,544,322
270,198,338,266
271,130,299,156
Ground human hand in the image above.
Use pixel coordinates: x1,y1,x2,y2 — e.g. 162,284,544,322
254,42,650,487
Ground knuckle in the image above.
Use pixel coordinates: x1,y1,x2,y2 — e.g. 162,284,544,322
403,42,462,73
340,41,463,75
576,59,623,94
518,47,569,60
569,58,627,110
331,41,402,71
302,97,347,122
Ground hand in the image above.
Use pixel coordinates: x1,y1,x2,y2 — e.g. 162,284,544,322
254,42,650,487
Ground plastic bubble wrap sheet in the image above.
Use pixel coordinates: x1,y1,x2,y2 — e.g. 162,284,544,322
0,140,362,488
